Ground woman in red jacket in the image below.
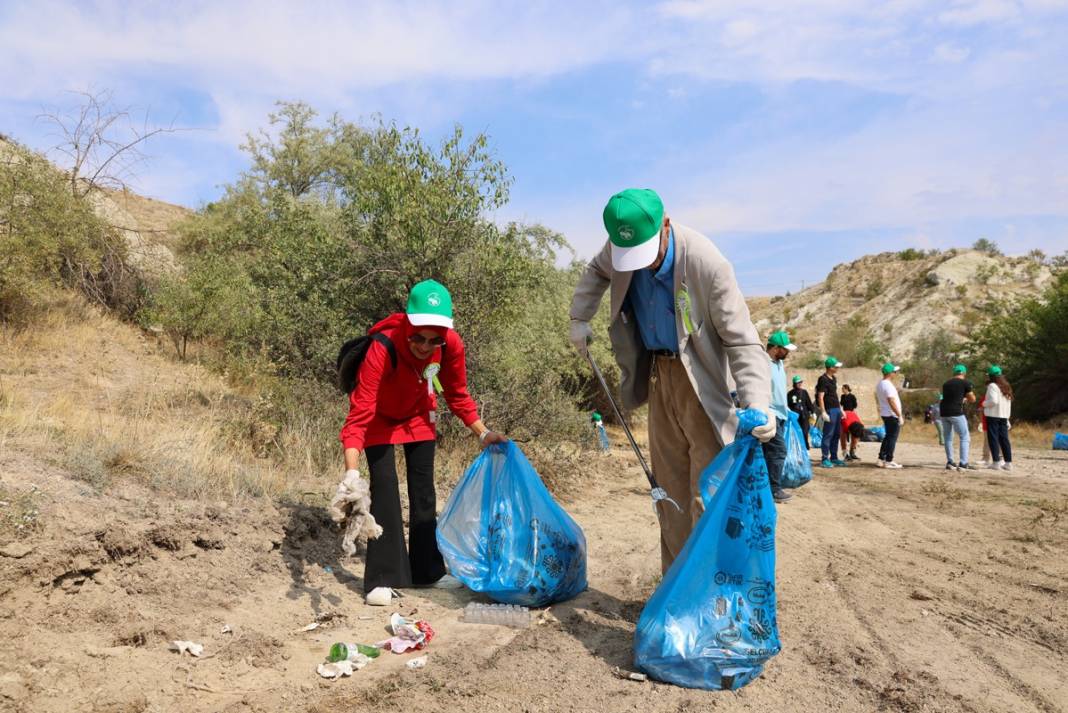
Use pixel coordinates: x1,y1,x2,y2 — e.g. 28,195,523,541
340,280,505,592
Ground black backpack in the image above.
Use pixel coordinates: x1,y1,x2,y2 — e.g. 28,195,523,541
336,333,398,394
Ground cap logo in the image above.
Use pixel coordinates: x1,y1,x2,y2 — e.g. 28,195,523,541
618,225,634,241
427,293,441,307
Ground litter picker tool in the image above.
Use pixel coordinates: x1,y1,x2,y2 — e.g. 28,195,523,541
586,350,681,515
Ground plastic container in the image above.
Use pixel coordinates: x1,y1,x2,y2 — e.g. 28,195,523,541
462,602,531,628
595,422,611,452
327,642,381,663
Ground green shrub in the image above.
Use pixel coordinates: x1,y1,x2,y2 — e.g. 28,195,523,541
897,248,925,261
827,315,887,368
903,333,964,388
973,238,1002,256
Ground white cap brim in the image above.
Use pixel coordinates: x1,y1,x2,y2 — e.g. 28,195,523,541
407,313,454,329
611,234,660,272
784,343,797,351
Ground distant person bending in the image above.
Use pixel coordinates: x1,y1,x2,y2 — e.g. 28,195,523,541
983,366,1014,472
940,364,976,472
840,408,865,461
816,358,846,468
788,375,814,449
875,363,903,469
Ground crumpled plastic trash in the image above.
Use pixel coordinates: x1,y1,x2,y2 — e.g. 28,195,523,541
328,470,383,556
377,613,435,653
365,586,394,606
316,655,371,679
406,655,428,670
169,641,204,657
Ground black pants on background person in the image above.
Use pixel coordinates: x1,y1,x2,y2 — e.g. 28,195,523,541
363,440,446,592
878,416,901,463
986,417,1012,463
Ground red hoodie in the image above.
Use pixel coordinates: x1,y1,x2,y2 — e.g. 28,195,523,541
339,313,480,451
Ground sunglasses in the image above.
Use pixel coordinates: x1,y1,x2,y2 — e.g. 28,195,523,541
408,333,446,347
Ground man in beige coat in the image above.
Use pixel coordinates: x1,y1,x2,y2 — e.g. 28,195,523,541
570,188,773,572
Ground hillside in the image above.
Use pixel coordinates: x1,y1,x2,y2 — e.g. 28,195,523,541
747,249,1055,360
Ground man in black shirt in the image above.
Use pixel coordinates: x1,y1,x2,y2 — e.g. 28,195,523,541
941,364,976,471
788,375,814,448
815,357,846,467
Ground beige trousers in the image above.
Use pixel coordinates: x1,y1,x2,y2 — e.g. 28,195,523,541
648,355,723,573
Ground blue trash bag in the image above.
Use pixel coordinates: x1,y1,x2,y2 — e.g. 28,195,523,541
436,441,587,606
781,411,812,489
809,425,823,449
1054,432,1068,451
869,425,886,441
634,409,782,691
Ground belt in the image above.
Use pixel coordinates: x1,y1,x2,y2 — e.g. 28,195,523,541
651,349,677,359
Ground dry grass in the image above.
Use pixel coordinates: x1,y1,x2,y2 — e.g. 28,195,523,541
0,294,332,500
897,418,1060,450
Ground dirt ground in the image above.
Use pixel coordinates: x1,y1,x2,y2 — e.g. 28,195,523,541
2,431,1066,713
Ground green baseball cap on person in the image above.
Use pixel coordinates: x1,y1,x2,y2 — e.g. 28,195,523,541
406,279,454,329
881,362,901,375
987,365,1002,376
953,364,967,375
603,188,665,272
825,356,844,368
792,375,803,384
767,330,797,351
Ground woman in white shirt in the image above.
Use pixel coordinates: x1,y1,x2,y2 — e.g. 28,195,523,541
983,365,1013,471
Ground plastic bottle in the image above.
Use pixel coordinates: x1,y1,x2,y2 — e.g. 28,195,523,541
327,642,381,662
462,602,531,628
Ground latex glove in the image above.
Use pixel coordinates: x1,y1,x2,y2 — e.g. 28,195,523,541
569,319,593,356
750,407,777,443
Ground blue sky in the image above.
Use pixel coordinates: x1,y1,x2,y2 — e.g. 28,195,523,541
3,0,1067,295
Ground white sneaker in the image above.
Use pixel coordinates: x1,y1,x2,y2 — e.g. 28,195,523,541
429,574,464,589
986,461,1000,470
876,460,886,468
999,462,1013,472
885,462,902,469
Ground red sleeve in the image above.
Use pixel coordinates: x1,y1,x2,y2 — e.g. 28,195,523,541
339,340,389,451
439,331,480,427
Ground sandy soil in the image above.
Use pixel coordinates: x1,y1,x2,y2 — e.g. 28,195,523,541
2,433,1066,713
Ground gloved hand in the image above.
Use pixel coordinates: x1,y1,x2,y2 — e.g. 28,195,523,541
569,319,593,356
750,407,777,443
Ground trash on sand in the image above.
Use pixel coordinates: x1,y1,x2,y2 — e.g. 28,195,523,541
317,656,370,680
612,667,648,682
377,613,434,653
169,641,204,657
365,586,393,606
323,565,334,574
328,643,381,662
301,622,320,632
462,602,530,628
220,624,233,634
406,655,428,670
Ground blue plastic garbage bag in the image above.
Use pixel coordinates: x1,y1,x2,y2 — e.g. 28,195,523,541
809,425,823,449
1054,432,1068,451
436,441,587,606
869,425,886,441
781,411,812,489
634,409,781,690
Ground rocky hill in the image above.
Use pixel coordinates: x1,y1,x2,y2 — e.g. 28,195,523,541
747,249,1055,360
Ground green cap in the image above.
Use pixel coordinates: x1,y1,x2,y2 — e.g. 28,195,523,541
603,189,664,272
881,362,900,375
767,330,797,351
987,365,1002,376
825,356,844,368
953,363,967,375
591,411,603,422
792,375,803,384
406,280,454,329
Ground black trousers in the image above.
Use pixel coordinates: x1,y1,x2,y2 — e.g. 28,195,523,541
878,416,901,462
363,440,446,592
986,417,1012,463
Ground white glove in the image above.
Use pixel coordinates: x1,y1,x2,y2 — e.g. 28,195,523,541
569,319,593,356
750,408,777,443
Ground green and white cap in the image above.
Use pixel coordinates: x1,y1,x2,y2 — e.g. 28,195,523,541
987,364,1002,376
953,363,967,375
768,330,797,351
603,188,665,272
825,356,844,368
881,362,900,375
792,375,803,384
406,280,454,329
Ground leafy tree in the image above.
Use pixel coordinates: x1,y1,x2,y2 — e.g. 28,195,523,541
972,238,1002,256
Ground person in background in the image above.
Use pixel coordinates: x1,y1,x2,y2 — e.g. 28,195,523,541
840,407,865,461
816,357,846,468
788,375,814,449
927,396,944,446
764,330,797,503
840,384,858,413
977,395,992,466
941,364,976,472
875,362,903,469
983,365,1014,471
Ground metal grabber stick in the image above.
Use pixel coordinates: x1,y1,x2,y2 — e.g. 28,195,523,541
586,350,682,515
